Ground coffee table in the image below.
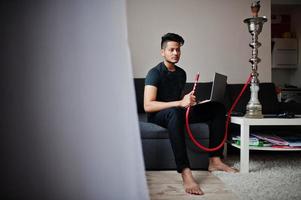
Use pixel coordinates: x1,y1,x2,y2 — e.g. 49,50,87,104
230,116,301,173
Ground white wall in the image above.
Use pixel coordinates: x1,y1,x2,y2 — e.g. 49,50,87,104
127,0,271,83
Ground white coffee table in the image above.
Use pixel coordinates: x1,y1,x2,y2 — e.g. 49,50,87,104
230,116,301,173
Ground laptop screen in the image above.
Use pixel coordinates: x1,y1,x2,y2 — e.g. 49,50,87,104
210,73,227,103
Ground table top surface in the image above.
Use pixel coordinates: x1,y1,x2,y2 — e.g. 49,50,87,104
231,115,301,125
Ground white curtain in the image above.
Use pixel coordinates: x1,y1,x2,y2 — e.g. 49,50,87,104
0,0,149,199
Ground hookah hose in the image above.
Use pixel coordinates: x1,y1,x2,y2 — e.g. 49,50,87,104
185,73,252,152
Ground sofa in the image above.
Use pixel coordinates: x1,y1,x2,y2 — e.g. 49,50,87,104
134,78,301,170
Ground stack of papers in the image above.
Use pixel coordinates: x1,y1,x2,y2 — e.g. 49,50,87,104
252,133,289,146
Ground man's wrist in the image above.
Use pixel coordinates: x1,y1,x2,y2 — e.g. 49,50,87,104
176,100,182,108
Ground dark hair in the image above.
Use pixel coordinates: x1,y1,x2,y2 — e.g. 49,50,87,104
161,33,184,49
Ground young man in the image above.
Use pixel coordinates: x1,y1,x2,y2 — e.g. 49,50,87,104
144,33,237,195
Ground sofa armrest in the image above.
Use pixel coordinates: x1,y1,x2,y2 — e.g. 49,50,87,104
279,102,301,114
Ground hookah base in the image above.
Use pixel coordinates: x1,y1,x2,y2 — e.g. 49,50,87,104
244,109,263,118
245,99,263,118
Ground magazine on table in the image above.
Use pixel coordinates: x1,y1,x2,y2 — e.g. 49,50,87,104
251,133,289,146
232,135,259,146
232,134,272,147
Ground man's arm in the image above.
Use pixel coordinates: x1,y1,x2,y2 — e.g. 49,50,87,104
143,85,196,113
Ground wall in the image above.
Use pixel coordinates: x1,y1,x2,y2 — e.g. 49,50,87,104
0,1,148,199
127,0,271,83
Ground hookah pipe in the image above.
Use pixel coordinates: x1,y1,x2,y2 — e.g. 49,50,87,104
185,72,252,152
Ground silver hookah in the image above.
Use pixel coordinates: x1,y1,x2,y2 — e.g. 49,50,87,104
243,0,267,118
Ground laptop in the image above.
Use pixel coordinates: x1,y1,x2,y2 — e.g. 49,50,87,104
197,72,227,104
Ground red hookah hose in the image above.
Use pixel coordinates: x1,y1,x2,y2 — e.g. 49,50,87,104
185,73,252,152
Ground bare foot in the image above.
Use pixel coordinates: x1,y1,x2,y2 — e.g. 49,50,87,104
181,168,204,195
208,157,239,173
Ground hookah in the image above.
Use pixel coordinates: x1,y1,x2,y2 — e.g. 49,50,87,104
185,0,267,151
243,0,267,118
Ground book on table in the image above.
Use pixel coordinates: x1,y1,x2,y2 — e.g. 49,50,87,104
232,135,272,147
232,133,301,148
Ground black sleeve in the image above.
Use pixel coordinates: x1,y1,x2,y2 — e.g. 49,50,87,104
145,68,160,87
180,69,187,91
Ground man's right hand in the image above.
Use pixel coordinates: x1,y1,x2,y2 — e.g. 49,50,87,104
180,91,196,108
144,85,196,112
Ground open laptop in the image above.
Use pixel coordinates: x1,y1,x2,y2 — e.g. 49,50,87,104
197,72,227,104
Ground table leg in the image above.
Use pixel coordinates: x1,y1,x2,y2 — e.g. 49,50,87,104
240,123,250,173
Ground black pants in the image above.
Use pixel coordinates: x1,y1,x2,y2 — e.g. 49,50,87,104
148,102,226,173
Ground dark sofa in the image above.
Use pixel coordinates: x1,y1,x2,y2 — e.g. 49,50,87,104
134,78,301,170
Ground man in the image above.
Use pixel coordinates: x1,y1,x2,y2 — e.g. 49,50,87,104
144,33,237,195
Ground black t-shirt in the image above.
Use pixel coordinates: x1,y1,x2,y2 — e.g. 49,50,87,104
145,62,186,103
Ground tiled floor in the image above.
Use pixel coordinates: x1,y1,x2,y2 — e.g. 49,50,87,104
146,171,239,200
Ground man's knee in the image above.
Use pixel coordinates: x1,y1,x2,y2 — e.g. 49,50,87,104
212,102,226,115
166,107,185,122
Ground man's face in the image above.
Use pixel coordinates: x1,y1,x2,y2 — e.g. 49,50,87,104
161,41,181,64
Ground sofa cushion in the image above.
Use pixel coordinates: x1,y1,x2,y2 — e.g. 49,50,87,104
138,113,147,122
134,78,145,113
142,139,209,170
279,102,301,114
135,79,214,113
139,121,169,139
228,83,280,114
259,83,280,114
135,79,280,114
139,114,210,140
